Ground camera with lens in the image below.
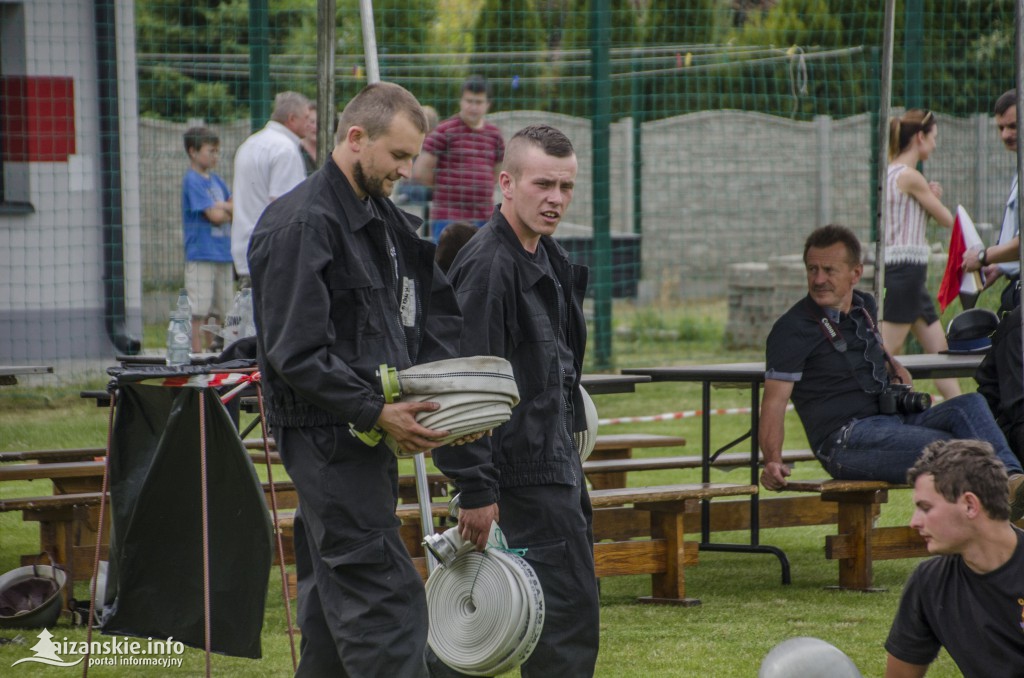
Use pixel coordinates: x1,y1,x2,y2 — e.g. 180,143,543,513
878,383,931,415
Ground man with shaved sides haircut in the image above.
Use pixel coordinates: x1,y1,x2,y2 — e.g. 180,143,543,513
249,82,462,677
433,124,600,676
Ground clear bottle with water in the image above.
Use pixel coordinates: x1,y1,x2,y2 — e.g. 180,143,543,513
222,287,255,346
166,288,192,366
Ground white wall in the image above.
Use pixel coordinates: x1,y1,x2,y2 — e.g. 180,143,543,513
0,0,140,376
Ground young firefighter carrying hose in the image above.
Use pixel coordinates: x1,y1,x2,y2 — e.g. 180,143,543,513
432,125,601,677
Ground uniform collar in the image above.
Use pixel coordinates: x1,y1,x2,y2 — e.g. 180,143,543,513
323,156,377,232
490,209,569,289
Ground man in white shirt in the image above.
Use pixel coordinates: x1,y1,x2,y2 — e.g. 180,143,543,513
963,88,1020,313
231,91,311,282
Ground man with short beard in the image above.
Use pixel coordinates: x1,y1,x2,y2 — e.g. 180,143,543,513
248,82,463,677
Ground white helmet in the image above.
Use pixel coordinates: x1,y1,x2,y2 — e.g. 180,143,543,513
574,386,599,461
759,637,863,678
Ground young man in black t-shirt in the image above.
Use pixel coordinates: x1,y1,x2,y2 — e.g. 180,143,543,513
885,440,1024,678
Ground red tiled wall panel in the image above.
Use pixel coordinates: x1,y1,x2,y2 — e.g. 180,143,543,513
1,76,76,162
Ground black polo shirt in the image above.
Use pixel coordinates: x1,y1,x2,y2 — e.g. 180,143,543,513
765,291,889,452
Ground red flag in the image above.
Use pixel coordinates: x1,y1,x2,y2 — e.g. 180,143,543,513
937,212,966,312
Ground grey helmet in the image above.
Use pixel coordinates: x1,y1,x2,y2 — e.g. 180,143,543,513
0,564,67,629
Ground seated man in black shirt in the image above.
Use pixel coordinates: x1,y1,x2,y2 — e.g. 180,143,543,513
758,224,1024,521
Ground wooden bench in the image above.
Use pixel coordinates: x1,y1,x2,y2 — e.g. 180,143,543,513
0,439,277,464
0,457,446,499
587,483,757,605
0,453,453,582
276,482,757,605
582,434,687,489
0,448,106,463
783,479,927,591
582,449,843,540
583,448,816,477
0,460,108,482
247,433,690,484
0,480,300,582
3,431,687,470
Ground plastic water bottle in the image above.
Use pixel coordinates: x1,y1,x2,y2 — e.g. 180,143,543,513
166,288,192,366
222,288,255,346
238,288,256,338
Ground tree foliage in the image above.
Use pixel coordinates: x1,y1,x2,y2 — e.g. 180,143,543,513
135,0,1017,123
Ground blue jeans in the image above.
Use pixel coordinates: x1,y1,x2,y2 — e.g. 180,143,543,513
816,393,1024,484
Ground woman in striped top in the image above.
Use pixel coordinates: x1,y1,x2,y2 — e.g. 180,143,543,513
883,109,960,399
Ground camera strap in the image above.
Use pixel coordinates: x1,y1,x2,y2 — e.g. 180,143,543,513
803,296,892,393
809,307,848,353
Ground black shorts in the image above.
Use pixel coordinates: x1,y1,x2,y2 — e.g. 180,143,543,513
883,262,939,324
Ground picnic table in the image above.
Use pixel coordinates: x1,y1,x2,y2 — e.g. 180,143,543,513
622,352,984,583
579,373,651,395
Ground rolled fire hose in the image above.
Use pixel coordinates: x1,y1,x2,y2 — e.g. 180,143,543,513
350,356,520,457
574,386,598,461
423,525,544,676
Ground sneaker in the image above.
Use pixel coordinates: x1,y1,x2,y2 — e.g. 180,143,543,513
1010,474,1024,522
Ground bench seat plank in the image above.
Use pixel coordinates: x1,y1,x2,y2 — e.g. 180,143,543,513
0,448,105,463
784,479,901,493
0,461,107,482
591,433,687,451
583,449,816,474
589,483,756,507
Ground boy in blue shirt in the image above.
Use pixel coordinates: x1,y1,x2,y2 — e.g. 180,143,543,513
182,127,233,351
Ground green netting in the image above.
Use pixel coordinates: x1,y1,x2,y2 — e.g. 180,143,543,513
0,0,1019,386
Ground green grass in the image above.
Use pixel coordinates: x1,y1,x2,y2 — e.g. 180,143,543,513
0,377,976,676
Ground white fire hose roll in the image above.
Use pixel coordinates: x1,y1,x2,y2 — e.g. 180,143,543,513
379,357,521,455
425,526,544,676
391,356,520,402
409,397,516,431
574,386,599,461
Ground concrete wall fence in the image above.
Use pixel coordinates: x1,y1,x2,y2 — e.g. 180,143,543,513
141,109,1014,321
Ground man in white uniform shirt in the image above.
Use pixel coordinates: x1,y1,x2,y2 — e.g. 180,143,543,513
231,91,311,283
963,88,1020,313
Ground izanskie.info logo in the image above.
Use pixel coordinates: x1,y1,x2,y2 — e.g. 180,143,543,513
11,628,185,669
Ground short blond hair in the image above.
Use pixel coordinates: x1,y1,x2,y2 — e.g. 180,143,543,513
336,82,429,143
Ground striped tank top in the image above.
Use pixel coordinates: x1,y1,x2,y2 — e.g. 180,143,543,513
885,163,930,265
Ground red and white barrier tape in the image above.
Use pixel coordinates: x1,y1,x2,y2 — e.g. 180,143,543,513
133,371,261,404
598,395,945,426
598,403,793,427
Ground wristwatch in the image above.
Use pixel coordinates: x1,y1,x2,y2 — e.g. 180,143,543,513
978,247,988,265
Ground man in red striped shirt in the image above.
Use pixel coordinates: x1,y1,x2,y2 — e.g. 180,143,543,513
413,75,505,241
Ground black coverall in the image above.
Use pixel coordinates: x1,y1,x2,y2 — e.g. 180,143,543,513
249,157,462,677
